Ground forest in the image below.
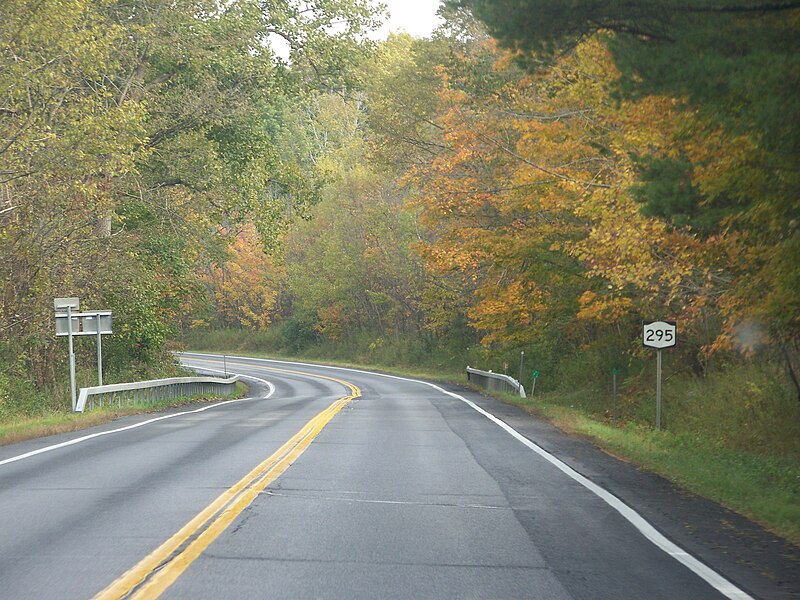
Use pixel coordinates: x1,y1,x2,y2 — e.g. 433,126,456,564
1,0,799,482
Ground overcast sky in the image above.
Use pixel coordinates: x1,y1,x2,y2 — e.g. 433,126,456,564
371,0,443,39
269,1,443,59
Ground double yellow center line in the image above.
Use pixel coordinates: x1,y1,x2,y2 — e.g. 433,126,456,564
95,365,361,599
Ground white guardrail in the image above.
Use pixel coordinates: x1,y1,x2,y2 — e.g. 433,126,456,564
466,366,526,398
75,375,239,412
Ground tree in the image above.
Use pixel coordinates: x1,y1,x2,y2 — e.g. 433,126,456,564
450,0,800,389
0,0,383,392
199,225,284,330
283,92,432,343
406,34,598,350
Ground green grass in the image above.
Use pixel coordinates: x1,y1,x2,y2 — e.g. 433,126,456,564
0,383,248,447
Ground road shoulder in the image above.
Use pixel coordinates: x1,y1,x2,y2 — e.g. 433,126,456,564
441,382,800,600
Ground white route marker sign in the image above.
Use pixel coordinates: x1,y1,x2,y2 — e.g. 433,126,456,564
643,320,677,349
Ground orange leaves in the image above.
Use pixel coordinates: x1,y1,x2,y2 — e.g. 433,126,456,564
315,306,345,342
410,38,599,343
469,279,547,347
404,30,779,354
576,291,634,322
199,225,284,331
408,36,628,346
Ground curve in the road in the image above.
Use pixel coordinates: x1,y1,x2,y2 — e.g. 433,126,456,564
95,364,361,600
181,353,754,600
0,373,275,468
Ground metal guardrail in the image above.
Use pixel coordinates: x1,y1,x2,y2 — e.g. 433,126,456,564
75,375,240,412
466,366,526,398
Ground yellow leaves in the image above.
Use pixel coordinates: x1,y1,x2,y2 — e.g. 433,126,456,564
199,225,283,331
315,306,344,342
420,236,489,274
469,279,547,346
687,129,760,202
576,290,634,322
617,95,684,153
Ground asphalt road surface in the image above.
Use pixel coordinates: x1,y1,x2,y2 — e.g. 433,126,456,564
0,353,797,599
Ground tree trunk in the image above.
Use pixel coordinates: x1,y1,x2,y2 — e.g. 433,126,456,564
782,340,800,402
96,215,112,238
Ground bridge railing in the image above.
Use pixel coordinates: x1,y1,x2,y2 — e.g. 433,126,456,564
466,366,526,398
75,375,239,412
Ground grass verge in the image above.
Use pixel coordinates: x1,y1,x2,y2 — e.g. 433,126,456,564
0,381,248,448
501,392,800,546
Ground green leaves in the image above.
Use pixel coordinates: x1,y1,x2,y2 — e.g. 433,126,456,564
0,0,383,390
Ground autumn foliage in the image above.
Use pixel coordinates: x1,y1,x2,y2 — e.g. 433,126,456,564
398,28,797,390
199,226,284,331
2,1,797,405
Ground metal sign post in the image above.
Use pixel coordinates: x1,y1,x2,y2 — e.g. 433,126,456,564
55,300,112,410
656,350,662,430
642,320,677,431
97,326,103,386
531,370,539,395
67,304,77,410
54,298,80,410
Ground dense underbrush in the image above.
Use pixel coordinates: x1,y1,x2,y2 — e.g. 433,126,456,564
0,347,191,423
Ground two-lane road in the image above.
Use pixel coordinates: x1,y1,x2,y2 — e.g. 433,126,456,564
0,353,793,598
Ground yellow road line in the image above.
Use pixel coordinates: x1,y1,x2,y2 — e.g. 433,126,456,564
94,366,360,600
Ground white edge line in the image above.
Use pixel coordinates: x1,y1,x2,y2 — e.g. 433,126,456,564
0,370,275,468
181,352,754,600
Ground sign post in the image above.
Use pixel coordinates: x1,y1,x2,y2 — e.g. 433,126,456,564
642,320,677,430
54,298,80,410
531,370,539,395
656,350,662,429
55,300,112,410
97,325,103,386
